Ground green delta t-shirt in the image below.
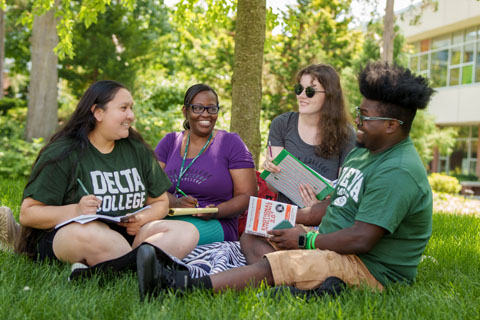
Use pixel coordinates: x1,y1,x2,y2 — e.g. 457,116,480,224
24,137,171,217
318,137,432,286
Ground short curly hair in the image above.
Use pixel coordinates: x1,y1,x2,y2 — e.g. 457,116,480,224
358,62,435,134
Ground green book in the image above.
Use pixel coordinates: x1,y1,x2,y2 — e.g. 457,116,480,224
260,149,334,208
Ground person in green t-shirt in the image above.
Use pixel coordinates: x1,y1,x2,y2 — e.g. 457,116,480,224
12,80,199,270
134,61,436,298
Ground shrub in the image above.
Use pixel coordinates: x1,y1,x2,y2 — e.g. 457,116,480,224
428,173,462,194
450,172,479,182
0,97,27,115
0,107,46,179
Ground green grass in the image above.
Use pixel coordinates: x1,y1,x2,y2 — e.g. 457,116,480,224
1,177,479,319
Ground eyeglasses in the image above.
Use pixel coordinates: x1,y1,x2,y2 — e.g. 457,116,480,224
355,107,404,126
186,104,220,114
294,83,326,98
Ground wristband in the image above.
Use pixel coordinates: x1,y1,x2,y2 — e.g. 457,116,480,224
310,232,319,249
305,231,316,250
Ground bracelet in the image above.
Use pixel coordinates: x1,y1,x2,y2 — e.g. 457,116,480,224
305,231,316,250
310,232,319,250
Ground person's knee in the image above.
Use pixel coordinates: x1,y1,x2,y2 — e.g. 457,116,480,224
55,222,111,248
240,233,273,263
140,220,199,245
239,232,255,254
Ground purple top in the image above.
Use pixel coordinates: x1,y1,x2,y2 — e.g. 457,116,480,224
154,130,255,240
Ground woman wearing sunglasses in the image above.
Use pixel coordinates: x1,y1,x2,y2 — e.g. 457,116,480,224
263,64,355,208
154,84,257,245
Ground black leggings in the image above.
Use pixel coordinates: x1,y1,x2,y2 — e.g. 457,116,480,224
35,223,135,262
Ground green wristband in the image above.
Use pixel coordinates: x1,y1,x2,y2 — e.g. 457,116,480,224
305,231,315,250
310,232,319,250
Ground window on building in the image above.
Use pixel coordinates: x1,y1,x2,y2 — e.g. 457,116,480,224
432,35,450,49
462,44,474,84
476,42,480,83
449,66,460,86
431,50,448,87
408,24,480,88
421,39,430,52
439,125,479,177
410,55,419,72
465,27,477,43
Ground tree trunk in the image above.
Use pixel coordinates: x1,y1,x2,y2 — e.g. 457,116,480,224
0,8,5,99
25,2,59,141
382,0,395,64
230,0,266,168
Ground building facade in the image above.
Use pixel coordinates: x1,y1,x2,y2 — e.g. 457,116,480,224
397,0,480,178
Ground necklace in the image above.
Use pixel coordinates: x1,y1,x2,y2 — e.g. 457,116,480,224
175,131,213,195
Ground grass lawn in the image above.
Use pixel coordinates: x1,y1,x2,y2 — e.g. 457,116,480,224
1,177,479,319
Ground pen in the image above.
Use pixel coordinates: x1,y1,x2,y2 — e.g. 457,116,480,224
77,178,89,195
176,187,188,198
177,188,199,207
268,141,273,158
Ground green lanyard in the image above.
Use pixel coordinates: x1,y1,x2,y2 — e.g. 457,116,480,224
175,131,213,195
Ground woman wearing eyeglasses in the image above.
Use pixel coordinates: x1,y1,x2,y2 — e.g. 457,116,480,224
154,84,257,245
263,64,356,208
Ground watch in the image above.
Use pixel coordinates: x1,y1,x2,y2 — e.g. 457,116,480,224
298,233,307,249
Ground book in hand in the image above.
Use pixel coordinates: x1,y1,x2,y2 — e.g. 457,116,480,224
244,196,297,237
54,205,151,229
168,207,219,216
260,149,335,208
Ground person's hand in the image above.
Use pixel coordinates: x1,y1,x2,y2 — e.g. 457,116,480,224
267,225,305,250
193,204,218,220
174,196,198,208
262,154,281,173
118,214,145,236
77,195,101,215
299,184,320,207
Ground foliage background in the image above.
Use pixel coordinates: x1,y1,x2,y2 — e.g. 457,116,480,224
0,0,458,178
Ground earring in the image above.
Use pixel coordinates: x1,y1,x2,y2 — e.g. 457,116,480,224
183,119,190,130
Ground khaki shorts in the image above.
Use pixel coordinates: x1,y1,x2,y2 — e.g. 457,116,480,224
265,249,384,291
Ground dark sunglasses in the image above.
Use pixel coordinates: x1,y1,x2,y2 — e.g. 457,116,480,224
294,83,326,98
186,104,220,114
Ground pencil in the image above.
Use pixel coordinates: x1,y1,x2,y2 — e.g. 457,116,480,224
76,178,89,195
268,141,273,158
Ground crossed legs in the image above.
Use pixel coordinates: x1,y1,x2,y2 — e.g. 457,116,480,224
53,220,199,266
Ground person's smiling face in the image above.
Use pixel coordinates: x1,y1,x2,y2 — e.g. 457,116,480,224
184,90,218,137
93,88,134,141
296,74,326,116
355,99,390,153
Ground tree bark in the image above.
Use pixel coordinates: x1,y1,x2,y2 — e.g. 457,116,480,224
0,8,5,99
230,0,266,168
382,0,395,64
25,2,59,141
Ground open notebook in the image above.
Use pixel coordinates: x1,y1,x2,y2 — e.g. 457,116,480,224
55,205,151,229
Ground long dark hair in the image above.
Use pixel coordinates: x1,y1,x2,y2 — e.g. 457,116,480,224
16,80,150,257
182,84,219,130
296,64,352,158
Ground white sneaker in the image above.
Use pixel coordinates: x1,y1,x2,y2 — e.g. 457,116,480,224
0,206,20,250
71,262,88,272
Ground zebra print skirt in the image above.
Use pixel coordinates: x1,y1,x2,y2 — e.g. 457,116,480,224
180,241,247,278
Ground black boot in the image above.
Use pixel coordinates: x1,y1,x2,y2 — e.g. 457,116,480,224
136,243,190,301
69,247,140,281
